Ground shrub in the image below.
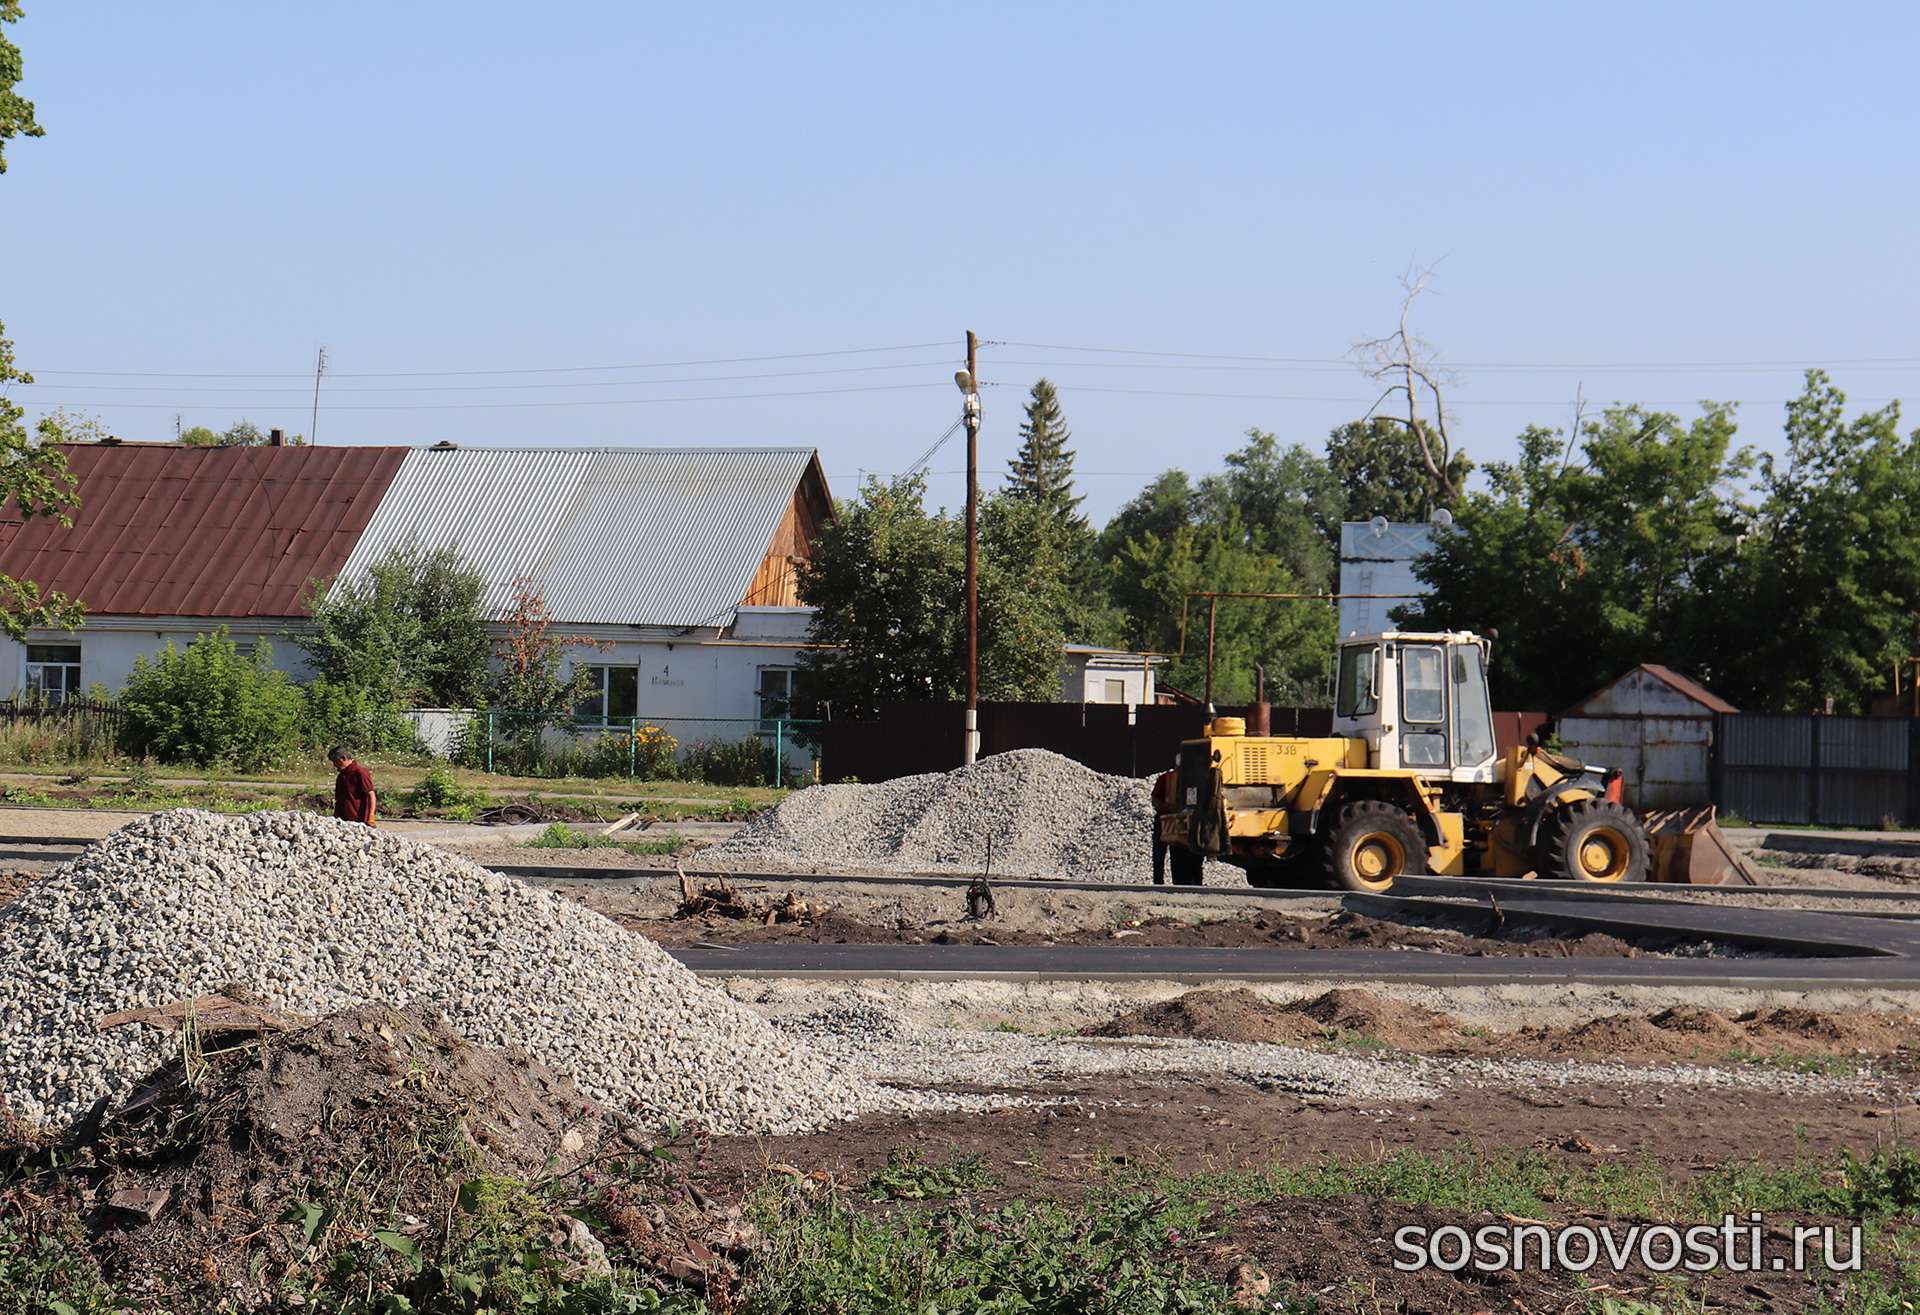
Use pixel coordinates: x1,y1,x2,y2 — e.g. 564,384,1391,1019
577,724,679,779
302,678,417,754
119,630,304,770
682,733,784,787
406,764,487,816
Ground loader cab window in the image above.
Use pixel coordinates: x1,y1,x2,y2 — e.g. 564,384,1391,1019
1399,643,1448,767
1451,644,1496,766
1335,644,1378,718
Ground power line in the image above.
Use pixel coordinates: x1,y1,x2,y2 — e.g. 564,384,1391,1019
27,340,953,380
993,356,1920,377
991,339,1920,372
902,417,965,479
20,381,949,413
1016,383,1908,409
11,359,957,396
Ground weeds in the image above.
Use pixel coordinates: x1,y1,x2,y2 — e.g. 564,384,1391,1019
523,823,688,857
863,1150,997,1201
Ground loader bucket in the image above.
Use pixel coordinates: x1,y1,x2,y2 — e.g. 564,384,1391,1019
1643,806,1761,885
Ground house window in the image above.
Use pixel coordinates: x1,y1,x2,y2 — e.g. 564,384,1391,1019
575,666,639,725
757,667,795,730
1103,678,1127,704
25,644,81,705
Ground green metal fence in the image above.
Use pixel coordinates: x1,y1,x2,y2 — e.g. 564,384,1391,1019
453,711,823,784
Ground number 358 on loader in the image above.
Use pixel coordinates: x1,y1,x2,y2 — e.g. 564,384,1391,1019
1156,631,1757,893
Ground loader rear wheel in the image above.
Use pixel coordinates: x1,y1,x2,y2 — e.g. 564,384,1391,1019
1169,846,1205,886
1536,799,1648,883
1322,800,1428,894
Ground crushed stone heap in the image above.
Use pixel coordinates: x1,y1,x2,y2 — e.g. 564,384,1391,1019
705,748,1168,880
0,809,881,1134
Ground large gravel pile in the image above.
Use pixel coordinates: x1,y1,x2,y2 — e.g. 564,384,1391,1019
707,749,1171,880
0,810,881,1134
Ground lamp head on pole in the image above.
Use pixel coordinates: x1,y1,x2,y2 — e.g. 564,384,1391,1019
953,368,974,393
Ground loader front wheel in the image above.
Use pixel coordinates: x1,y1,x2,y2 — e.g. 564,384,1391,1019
1322,801,1428,894
1537,800,1648,883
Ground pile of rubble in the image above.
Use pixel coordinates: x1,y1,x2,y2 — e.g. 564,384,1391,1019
0,810,885,1134
706,749,1172,881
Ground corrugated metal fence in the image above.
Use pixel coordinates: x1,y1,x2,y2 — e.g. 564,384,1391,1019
819,703,1548,784
1711,713,1920,826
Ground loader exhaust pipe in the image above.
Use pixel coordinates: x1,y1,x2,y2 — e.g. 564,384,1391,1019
1247,663,1271,736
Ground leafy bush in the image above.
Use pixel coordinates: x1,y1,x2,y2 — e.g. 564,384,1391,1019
406,764,487,816
577,725,679,779
682,733,781,787
119,630,304,770
303,678,416,755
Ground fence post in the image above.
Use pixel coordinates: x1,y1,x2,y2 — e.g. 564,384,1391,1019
485,711,494,774
629,716,638,778
774,718,784,787
1808,714,1822,826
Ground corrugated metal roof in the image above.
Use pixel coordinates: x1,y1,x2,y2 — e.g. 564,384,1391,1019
1562,663,1739,717
338,446,818,627
0,443,408,618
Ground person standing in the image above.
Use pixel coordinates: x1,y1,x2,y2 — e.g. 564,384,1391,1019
330,746,377,826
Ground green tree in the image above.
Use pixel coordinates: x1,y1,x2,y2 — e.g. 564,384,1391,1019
1096,470,1196,563
978,493,1070,700
302,544,490,708
1004,378,1083,519
796,475,963,715
1110,513,1333,704
0,2,43,174
1404,403,1751,710
1326,417,1472,523
1194,429,1341,591
485,579,598,769
0,327,83,639
1717,372,1920,712
120,629,305,768
179,425,221,446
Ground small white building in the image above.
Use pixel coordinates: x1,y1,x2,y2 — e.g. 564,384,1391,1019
1557,664,1736,808
1059,644,1161,705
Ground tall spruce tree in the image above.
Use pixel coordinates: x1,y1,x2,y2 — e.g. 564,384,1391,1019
1005,379,1083,519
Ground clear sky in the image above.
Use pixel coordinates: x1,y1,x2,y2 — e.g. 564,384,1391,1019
4,2,1916,525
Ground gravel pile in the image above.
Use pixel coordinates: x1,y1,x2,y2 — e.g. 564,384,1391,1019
0,810,883,1134
707,749,1181,881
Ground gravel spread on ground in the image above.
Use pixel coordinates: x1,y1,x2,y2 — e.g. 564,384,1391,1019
0,810,899,1135
704,748,1217,882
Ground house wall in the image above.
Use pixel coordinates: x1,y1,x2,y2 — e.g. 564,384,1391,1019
0,618,317,696
1558,669,1714,808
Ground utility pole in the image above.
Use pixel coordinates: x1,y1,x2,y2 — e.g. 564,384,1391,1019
957,330,982,764
310,346,328,445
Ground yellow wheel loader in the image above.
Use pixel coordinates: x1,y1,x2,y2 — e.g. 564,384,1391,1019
1158,631,1756,893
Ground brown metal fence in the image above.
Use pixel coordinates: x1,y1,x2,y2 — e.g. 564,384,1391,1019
819,703,1543,784
1711,713,1920,826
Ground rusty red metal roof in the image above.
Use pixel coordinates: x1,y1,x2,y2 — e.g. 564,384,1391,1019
0,443,409,618
1563,662,1739,717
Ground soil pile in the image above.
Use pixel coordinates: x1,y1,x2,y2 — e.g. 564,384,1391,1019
0,809,878,1134
1084,987,1460,1047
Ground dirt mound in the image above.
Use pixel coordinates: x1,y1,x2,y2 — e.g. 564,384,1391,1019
44,1003,627,1299
1083,987,1459,1048
1738,1007,1913,1054
0,869,31,904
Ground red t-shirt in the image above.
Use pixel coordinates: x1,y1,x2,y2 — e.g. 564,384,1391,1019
334,761,376,824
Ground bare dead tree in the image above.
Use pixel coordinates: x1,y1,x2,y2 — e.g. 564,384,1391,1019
1559,383,1588,476
1351,263,1461,501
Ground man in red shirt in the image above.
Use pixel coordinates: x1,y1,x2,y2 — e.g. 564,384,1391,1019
329,746,377,826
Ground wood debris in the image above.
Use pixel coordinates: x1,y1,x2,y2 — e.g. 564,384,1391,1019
675,867,826,926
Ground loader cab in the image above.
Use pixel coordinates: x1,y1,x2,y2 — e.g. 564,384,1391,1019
1332,631,1498,783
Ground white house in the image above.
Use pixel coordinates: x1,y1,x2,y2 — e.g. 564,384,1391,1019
0,441,835,763
1059,644,1160,705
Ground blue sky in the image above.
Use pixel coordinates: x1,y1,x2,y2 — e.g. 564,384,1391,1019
4,1,1916,524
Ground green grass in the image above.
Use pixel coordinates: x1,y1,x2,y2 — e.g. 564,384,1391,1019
523,822,690,857
863,1151,998,1201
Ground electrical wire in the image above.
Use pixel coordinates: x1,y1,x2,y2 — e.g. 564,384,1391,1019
20,382,949,413
990,339,1920,372
27,340,954,380
12,359,956,396
900,417,965,479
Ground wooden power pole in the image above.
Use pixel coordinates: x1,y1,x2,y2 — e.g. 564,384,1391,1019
962,330,981,764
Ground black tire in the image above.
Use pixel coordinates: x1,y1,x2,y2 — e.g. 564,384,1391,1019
1535,799,1648,883
1321,800,1429,894
1169,846,1205,886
